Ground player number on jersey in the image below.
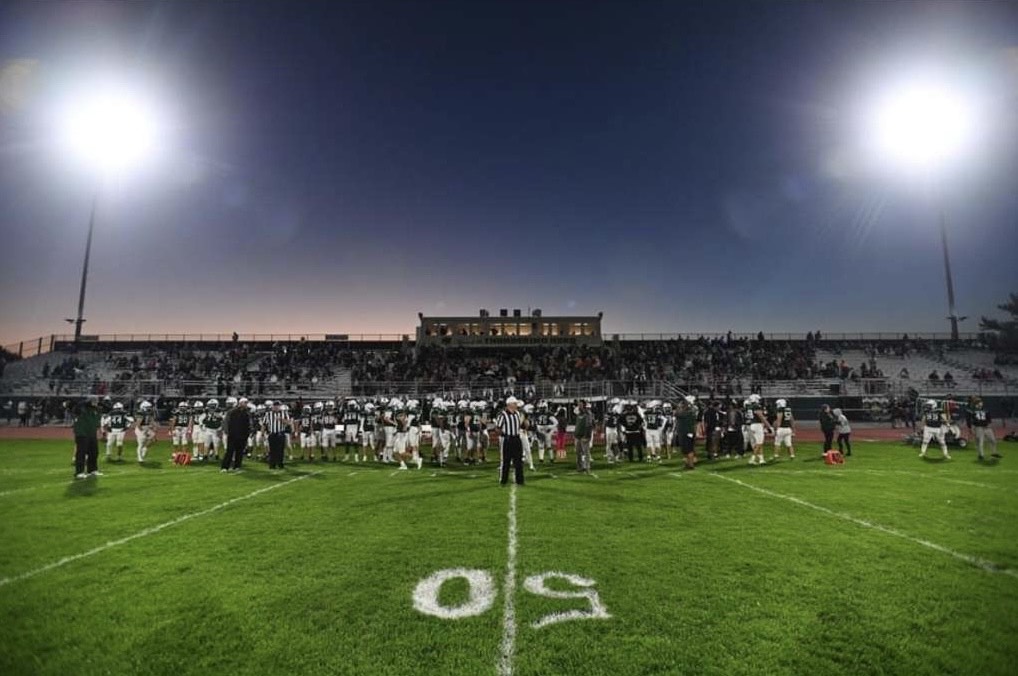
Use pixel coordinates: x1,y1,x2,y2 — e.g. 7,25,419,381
413,568,611,628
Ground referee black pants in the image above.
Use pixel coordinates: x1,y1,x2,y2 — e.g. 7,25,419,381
268,432,286,469
500,436,524,485
222,436,246,470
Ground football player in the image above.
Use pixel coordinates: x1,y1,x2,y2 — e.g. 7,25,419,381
534,401,556,463
134,400,158,463
189,401,204,458
321,400,338,461
644,401,664,462
342,399,362,462
430,400,449,466
407,399,423,467
772,398,795,460
171,401,192,456
967,397,999,461
661,401,675,459
103,402,132,461
381,399,397,463
201,399,224,461
298,404,315,460
393,400,420,470
919,399,950,460
621,401,646,463
603,399,621,463
745,393,771,465
360,402,378,461
520,403,537,471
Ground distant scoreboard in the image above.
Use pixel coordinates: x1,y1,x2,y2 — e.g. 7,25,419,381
416,309,602,347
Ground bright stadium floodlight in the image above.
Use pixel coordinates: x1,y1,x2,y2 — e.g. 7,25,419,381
867,80,975,173
865,75,979,341
59,86,160,173
56,82,165,341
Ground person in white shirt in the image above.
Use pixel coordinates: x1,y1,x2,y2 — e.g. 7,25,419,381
833,408,851,457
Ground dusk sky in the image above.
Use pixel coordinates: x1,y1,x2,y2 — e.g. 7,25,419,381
1,0,1017,347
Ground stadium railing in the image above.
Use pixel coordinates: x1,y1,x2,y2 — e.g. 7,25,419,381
2,331,990,361
4,375,1014,400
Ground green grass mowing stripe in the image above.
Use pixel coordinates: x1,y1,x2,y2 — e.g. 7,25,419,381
712,472,1018,577
0,471,320,588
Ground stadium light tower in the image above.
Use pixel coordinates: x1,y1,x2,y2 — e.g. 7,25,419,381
868,80,976,340
58,86,160,341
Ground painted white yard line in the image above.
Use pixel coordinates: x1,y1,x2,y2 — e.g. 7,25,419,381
712,473,1018,578
497,482,518,676
668,473,684,479
854,469,1010,492
590,473,599,479
0,472,320,589
347,471,360,477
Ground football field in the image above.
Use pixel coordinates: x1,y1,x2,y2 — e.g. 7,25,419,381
2,438,1017,675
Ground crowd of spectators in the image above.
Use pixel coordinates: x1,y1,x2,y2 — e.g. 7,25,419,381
3,333,1013,401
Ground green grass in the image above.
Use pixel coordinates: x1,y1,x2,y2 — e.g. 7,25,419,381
2,437,1018,675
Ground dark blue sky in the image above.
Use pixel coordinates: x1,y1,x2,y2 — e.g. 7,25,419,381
1,0,1017,345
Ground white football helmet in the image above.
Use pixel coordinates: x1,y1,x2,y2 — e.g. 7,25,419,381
302,404,312,413
177,401,188,409
748,394,761,403
926,399,938,409
523,403,535,414
192,401,204,410
113,402,124,411
226,396,238,407
364,403,375,412
775,399,787,409
313,401,324,410
326,400,336,409
140,401,152,411
207,399,219,409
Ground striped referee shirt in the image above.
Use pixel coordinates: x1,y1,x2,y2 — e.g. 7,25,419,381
495,410,522,437
263,408,290,434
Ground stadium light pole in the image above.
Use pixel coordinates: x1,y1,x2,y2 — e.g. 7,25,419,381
59,87,160,342
869,80,975,341
66,191,99,342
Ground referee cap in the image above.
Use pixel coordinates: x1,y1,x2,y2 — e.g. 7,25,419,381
505,396,520,406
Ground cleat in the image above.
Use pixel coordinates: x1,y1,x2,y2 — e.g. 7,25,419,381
75,473,88,479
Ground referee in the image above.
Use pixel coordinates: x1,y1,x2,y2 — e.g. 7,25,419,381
495,396,525,485
263,400,290,470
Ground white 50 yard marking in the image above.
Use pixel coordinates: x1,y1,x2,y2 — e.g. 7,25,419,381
713,473,1018,578
412,569,496,619
523,572,611,629
412,482,612,674
0,472,320,588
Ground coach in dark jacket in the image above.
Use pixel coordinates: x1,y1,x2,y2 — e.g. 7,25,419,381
73,397,102,479
819,404,836,453
221,397,251,472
